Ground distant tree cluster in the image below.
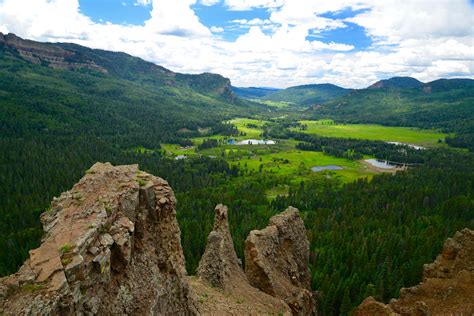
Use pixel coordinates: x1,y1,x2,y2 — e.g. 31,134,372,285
293,132,427,163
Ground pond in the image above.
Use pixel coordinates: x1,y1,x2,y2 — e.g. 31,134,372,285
235,139,276,145
364,159,397,169
311,165,343,172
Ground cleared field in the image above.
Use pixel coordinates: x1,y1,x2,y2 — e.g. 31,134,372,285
293,120,447,147
228,118,266,139
250,99,296,108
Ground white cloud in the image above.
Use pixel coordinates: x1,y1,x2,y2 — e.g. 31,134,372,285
145,0,211,37
135,0,152,6
0,0,472,88
200,0,220,5
210,26,224,33
224,0,284,11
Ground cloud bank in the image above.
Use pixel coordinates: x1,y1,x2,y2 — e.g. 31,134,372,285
0,0,472,88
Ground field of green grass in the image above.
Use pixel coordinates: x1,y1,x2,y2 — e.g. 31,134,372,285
293,120,447,147
250,99,296,108
164,117,433,186
191,119,375,184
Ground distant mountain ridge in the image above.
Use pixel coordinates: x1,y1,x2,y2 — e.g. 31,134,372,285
368,76,424,89
258,83,352,106
231,86,281,99
0,33,238,103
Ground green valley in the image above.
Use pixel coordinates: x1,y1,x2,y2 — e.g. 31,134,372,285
293,120,447,147
0,34,473,315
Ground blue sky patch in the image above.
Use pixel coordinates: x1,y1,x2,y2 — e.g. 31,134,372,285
79,0,151,25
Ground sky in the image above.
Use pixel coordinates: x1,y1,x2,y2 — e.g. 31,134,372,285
0,0,473,88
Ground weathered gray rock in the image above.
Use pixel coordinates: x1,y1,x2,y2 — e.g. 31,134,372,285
194,205,292,315
245,206,317,315
0,163,198,315
197,204,247,289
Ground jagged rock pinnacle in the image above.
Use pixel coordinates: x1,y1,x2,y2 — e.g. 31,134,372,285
197,204,246,289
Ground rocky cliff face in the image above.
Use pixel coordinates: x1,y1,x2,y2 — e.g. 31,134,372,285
0,33,107,73
0,163,197,315
0,163,313,315
355,228,474,315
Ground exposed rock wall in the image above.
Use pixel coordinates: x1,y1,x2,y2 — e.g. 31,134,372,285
355,228,474,316
0,163,197,315
0,32,107,72
244,206,317,315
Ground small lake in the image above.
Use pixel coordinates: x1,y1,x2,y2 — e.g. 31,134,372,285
312,165,343,172
236,139,276,145
365,159,397,169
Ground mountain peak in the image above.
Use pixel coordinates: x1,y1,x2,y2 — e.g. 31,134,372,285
368,77,424,90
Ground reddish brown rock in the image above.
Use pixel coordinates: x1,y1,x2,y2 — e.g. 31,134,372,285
0,163,197,315
0,32,107,73
354,297,399,316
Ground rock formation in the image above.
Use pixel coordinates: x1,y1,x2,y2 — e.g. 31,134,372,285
0,163,197,315
197,204,246,289
354,228,474,315
245,207,317,315
193,204,291,315
0,164,306,315
2,161,471,315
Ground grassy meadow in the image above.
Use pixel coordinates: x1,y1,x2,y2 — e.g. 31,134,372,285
292,120,448,147
161,117,451,189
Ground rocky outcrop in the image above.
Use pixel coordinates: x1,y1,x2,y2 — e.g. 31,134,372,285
355,297,399,316
197,204,246,289
245,207,317,315
0,163,197,315
194,204,291,315
0,32,106,73
354,228,474,316
0,162,317,315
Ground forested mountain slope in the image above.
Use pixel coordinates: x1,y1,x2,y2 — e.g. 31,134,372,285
0,33,259,145
368,76,424,89
231,86,280,99
0,33,260,275
308,78,474,150
260,83,352,106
